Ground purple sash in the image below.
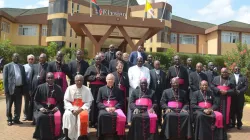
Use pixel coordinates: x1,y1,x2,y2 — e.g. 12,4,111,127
168,101,183,109
217,85,231,124
103,100,126,135
135,98,157,134
53,72,67,93
42,98,56,105
178,78,184,85
198,102,223,128
54,111,61,136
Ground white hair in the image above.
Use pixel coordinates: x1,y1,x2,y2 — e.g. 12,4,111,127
27,54,35,60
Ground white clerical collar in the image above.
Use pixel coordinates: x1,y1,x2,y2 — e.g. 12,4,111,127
155,69,160,74
234,73,239,76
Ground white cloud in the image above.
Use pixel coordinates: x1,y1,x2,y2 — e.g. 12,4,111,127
0,0,4,8
236,6,250,24
23,0,48,9
197,0,235,22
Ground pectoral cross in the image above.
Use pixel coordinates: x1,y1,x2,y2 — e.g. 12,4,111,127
57,75,60,79
47,101,51,107
37,75,40,79
118,83,121,88
138,99,141,104
157,80,160,84
107,100,110,105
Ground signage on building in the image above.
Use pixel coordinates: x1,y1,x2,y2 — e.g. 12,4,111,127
99,9,126,17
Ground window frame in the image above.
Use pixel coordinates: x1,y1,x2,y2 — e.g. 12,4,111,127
18,25,37,36
179,34,196,45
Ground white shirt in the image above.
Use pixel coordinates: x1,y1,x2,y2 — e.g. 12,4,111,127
234,74,239,84
137,51,142,58
23,64,32,82
13,63,22,86
155,69,160,75
128,65,150,89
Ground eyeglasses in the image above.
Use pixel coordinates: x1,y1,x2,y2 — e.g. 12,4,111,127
29,58,34,60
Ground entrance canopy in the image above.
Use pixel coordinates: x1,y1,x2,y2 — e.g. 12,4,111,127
68,13,165,53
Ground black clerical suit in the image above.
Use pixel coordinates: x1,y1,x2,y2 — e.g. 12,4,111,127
68,59,89,85
167,65,189,91
189,71,208,98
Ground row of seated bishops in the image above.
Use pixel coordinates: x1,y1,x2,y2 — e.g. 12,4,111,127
33,73,226,140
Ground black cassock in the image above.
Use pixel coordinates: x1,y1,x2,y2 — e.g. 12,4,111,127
210,76,235,139
205,70,218,85
105,51,116,62
229,74,248,127
109,59,128,73
167,65,189,91
68,59,89,85
48,61,69,93
149,69,167,124
30,63,49,120
112,71,129,115
191,90,223,140
84,64,109,125
189,71,208,98
96,86,124,137
143,62,154,70
128,89,158,140
160,88,192,139
33,83,64,140
185,66,195,75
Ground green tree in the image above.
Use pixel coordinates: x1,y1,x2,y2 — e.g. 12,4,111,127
46,42,58,61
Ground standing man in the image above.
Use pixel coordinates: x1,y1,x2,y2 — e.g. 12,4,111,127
68,50,89,86
109,51,128,73
143,55,154,70
149,60,166,125
3,53,27,126
210,68,235,139
33,73,64,140
96,52,109,68
48,51,69,93
185,58,195,75
63,74,93,140
96,74,126,140
128,57,150,122
230,66,248,130
189,63,208,98
112,61,129,115
23,54,35,121
129,46,147,66
105,44,116,62
167,55,189,91
205,62,218,85
84,55,109,127
122,53,133,68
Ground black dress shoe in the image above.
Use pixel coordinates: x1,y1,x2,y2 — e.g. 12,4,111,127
237,126,242,130
13,120,23,124
7,121,13,126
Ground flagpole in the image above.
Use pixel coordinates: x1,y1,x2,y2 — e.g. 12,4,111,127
143,1,147,21
125,0,130,19
90,0,92,17
160,0,167,22
71,0,73,16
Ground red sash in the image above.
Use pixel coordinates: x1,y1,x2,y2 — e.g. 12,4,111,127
72,99,84,107
217,85,231,124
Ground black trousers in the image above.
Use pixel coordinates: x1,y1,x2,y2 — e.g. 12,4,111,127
23,91,33,120
6,86,23,121
230,94,245,126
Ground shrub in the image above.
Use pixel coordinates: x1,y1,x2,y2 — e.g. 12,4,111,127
0,80,3,92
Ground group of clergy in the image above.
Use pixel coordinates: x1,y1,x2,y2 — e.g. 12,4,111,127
3,44,248,140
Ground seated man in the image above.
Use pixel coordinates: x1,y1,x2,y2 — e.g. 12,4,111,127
160,78,192,140
191,80,223,140
128,78,158,140
62,75,94,140
96,74,126,140
33,72,64,140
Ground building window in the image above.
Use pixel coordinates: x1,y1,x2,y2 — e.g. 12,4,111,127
75,43,77,48
18,25,37,36
157,26,170,43
242,33,250,44
171,33,177,44
70,28,72,37
69,42,72,48
72,2,74,14
1,22,10,33
76,4,80,13
179,34,196,44
150,48,152,52
42,25,47,36
222,31,239,43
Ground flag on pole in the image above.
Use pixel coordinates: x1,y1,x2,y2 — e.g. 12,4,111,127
91,0,102,15
145,0,155,18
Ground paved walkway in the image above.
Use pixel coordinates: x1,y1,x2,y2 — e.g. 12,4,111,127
0,96,249,140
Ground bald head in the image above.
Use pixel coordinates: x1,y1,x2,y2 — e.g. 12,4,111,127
39,53,47,63
196,63,203,73
95,55,101,65
116,51,122,59
109,44,115,52
137,57,143,67
187,58,192,66
154,60,160,69
56,51,64,62
171,77,179,89
76,50,83,61
208,62,214,71
147,55,153,62
12,53,19,63
173,55,180,65
221,67,229,78
200,80,208,91
140,77,148,91
46,72,54,85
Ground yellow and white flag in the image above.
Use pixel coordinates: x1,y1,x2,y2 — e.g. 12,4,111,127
145,0,155,18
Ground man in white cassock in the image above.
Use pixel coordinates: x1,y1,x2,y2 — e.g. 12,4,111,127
62,75,93,140
127,57,150,122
